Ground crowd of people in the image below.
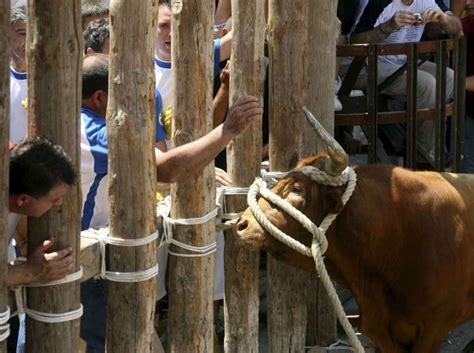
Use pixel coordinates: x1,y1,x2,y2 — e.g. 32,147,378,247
4,0,474,352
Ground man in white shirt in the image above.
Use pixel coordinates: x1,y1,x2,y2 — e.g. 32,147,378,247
9,6,27,145
352,0,461,164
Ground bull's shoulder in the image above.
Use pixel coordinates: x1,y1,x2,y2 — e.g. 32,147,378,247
351,164,474,209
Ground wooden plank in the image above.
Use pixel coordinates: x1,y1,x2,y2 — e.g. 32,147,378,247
223,0,265,351
305,0,338,347
25,1,82,352
267,0,309,351
0,2,9,352
167,0,215,352
105,1,158,352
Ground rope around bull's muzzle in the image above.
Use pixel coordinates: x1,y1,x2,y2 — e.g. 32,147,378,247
247,166,364,353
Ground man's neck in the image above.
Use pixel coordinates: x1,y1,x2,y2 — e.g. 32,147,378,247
82,102,106,118
401,0,415,5
155,50,171,62
11,59,26,73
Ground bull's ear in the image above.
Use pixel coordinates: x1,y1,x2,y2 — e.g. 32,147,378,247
321,186,344,214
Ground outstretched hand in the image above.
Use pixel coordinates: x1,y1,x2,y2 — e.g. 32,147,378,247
223,95,262,136
26,238,75,284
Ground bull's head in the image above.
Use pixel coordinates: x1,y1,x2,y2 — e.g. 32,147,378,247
235,108,349,272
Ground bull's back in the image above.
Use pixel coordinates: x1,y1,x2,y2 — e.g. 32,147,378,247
336,165,474,320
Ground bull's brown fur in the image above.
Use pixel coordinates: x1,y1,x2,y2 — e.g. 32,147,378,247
237,154,474,353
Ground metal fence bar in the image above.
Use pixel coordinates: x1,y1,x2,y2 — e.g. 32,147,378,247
405,43,418,169
367,45,378,163
435,40,447,171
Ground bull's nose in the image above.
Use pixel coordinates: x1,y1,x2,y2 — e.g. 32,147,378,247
237,219,249,232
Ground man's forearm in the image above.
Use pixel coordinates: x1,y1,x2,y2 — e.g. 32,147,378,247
213,87,229,127
440,12,462,35
155,124,233,183
467,76,474,92
351,22,392,44
8,263,35,287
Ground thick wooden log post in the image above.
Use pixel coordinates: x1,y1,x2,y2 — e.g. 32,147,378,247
0,2,9,353
168,0,215,352
105,1,158,352
267,0,311,351
223,0,265,352
305,0,339,347
25,1,82,352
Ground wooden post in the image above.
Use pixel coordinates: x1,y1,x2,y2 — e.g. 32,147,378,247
0,2,9,353
105,1,158,352
305,0,338,347
223,0,265,352
167,0,215,352
25,1,82,352
267,0,311,351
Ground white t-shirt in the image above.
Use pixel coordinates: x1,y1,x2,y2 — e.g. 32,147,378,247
7,212,20,262
354,0,444,66
9,67,28,144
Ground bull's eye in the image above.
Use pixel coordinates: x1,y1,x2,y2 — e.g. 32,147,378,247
291,185,302,194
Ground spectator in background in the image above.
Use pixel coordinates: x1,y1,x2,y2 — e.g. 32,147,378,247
351,0,461,165
9,6,27,145
462,0,474,171
81,0,109,31
83,18,110,54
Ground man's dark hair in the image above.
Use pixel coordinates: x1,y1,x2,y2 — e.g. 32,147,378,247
82,53,109,99
10,137,76,198
159,0,171,8
84,18,110,54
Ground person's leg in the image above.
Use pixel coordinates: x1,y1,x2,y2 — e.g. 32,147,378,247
379,62,438,163
81,279,107,353
15,315,24,353
417,60,455,103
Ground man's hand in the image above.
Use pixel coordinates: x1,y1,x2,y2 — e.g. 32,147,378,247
421,7,449,24
223,96,262,136
215,167,232,187
220,62,230,92
386,11,419,31
26,238,75,284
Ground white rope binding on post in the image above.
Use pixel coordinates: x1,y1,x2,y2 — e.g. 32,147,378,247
14,267,84,323
248,166,364,353
156,196,218,257
81,229,159,282
0,306,10,342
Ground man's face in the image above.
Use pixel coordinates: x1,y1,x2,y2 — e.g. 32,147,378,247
155,5,172,61
22,183,70,218
10,20,26,66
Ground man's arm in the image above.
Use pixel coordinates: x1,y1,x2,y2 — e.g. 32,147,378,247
219,30,233,62
451,0,467,17
352,11,418,44
155,95,262,183
213,65,230,127
7,238,75,287
422,8,462,35
467,76,474,92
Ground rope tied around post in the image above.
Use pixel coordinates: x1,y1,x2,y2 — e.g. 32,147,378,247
157,196,218,257
13,266,84,323
81,228,159,282
0,306,10,341
248,166,365,353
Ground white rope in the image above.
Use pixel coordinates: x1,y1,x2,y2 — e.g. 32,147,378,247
81,228,159,282
13,267,84,323
248,166,364,353
0,306,10,342
160,204,218,257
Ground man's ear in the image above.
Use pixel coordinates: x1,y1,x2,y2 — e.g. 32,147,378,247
16,194,32,208
86,47,95,55
221,28,229,37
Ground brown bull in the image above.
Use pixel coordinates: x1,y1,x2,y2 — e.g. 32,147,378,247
235,109,474,353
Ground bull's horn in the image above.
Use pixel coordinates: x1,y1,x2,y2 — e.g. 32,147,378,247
303,106,348,176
